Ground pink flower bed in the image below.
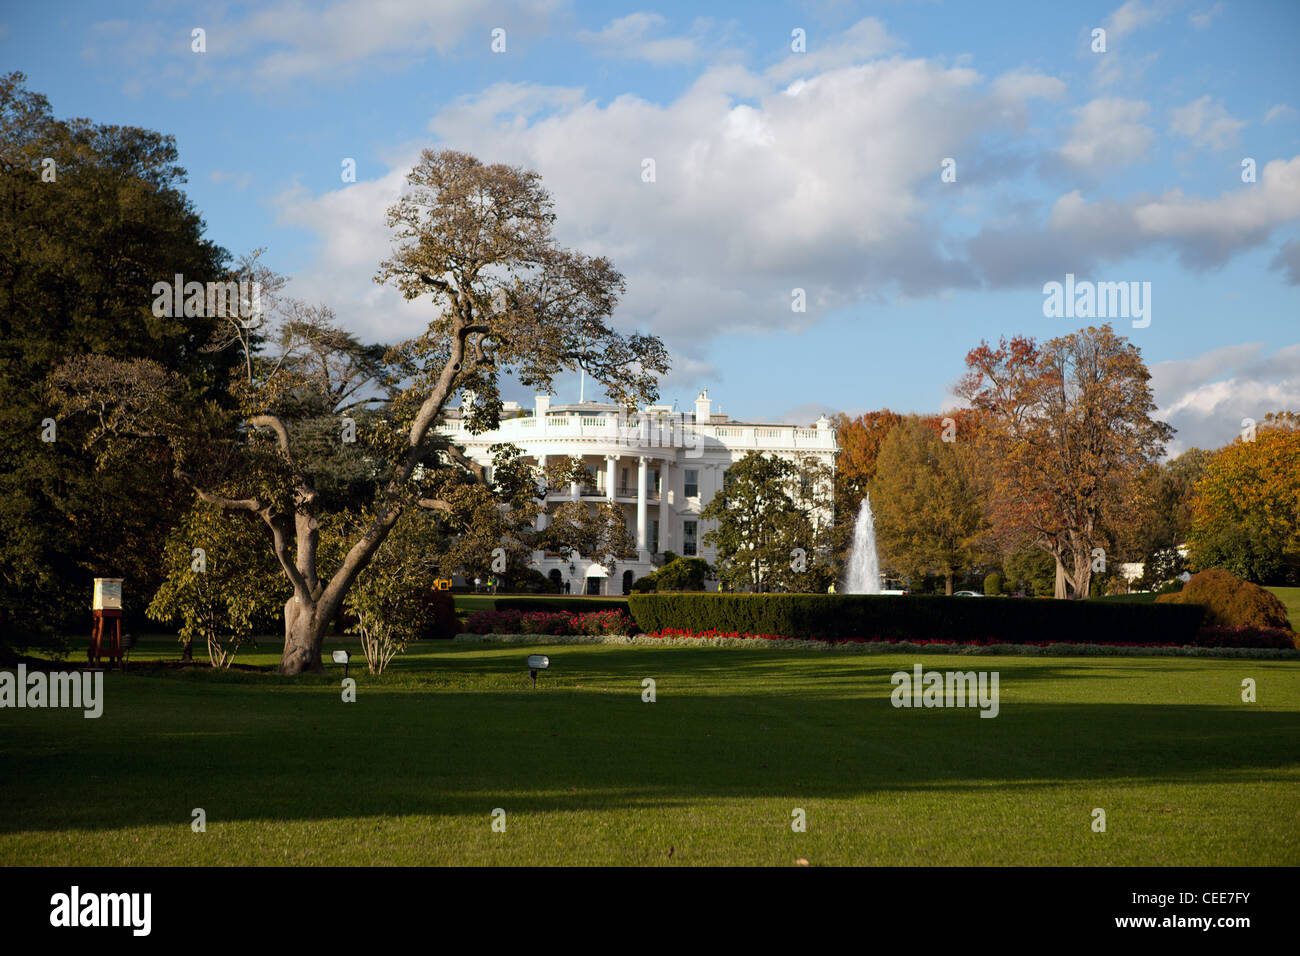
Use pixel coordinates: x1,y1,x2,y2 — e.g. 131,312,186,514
465,608,634,636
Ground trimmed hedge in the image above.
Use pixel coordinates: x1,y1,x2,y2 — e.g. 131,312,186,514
627,593,1207,646
494,597,628,614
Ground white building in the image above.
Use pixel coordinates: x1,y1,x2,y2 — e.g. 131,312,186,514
436,389,838,595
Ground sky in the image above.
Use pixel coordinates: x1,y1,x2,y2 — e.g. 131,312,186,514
3,0,1298,455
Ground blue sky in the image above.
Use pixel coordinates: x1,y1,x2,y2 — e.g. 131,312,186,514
4,0,1298,453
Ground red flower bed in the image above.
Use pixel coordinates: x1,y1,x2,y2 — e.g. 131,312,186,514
464,608,634,636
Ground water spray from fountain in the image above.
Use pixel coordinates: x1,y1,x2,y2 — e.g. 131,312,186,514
844,494,882,594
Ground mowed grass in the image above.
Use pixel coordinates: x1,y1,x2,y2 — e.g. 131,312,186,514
2,636,1298,866
1267,586,1300,630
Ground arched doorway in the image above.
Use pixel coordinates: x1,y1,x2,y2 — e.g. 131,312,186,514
548,569,563,593
622,570,633,595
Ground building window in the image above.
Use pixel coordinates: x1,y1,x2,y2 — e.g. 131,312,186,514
684,469,699,498
683,521,697,556
650,519,659,554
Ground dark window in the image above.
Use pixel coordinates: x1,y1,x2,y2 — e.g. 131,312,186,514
684,469,699,497
683,521,697,557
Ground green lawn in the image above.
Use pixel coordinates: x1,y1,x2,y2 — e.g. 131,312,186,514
1267,586,1300,630
3,635,1298,866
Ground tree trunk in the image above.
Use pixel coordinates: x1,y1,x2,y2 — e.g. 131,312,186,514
1071,546,1093,600
181,637,193,662
945,570,955,595
1053,557,1068,599
279,596,327,675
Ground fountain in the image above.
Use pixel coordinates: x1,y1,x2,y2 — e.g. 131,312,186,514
844,494,882,594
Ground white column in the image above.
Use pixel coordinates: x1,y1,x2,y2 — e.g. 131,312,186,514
534,455,548,563
660,458,673,554
536,456,549,531
636,455,648,556
606,455,617,503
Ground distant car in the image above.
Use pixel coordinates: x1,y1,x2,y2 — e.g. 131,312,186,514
953,590,984,597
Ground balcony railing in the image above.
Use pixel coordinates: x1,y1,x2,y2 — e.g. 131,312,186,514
437,415,837,451
616,485,659,501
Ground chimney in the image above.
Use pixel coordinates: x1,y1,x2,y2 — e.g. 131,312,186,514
694,388,712,424
535,394,551,418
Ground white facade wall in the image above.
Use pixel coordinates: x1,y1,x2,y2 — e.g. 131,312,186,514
437,391,838,595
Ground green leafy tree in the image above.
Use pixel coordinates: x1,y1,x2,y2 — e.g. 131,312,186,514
344,510,443,675
869,416,988,595
0,73,235,660
649,556,713,591
1003,548,1056,596
147,503,285,667
702,452,834,592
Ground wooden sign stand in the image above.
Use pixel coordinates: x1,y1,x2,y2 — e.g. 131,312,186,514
90,577,125,669
89,609,123,668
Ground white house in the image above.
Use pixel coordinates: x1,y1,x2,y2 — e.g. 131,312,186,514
436,389,838,594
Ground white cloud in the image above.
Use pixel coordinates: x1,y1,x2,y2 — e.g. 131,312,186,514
1170,95,1245,150
209,169,253,191
1059,97,1154,171
1130,157,1300,253
991,69,1066,104
1265,103,1298,125
1188,3,1223,29
766,17,901,83
241,0,562,80
969,155,1300,283
577,12,701,65
276,48,1054,382
1151,343,1300,455
1105,0,1166,39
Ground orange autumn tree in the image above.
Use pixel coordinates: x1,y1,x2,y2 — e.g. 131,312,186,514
957,325,1171,598
830,410,904,506
1187,414,1300,584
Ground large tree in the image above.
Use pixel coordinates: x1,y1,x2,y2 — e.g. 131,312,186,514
54,149,668,673
957,325,1171,599
869,415,988,594
0,72,234,660
701,452,834,592
1187,414,1300,584
830,410,904,506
